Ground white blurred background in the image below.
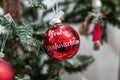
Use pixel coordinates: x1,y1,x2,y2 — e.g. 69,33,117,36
61,24,120,80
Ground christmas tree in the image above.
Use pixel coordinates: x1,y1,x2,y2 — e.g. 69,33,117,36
0,0,119,80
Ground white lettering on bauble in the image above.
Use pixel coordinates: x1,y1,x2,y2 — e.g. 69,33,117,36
45,40,80,51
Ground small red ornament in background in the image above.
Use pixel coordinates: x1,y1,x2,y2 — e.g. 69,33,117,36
44,23,80,61
92,23,101,50
0,58,14,80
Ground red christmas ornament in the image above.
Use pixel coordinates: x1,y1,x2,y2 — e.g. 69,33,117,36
93,23,101,41
0,58,14,80
92,23,101,50
44,23,80,61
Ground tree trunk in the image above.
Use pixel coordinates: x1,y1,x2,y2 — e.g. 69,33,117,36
3,0,22,23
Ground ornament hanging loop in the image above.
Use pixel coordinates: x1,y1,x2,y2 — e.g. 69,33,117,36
55,0,59,14
52,0,59,15
50,0,64,25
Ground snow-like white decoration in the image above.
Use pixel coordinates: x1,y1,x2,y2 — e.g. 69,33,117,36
40,64,49,74
0,8,3,16
42,0,56,9
0,25,7,34
92,0,102,8
23,74,31,80
22,0,30,7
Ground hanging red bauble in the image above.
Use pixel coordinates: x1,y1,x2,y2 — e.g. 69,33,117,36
0,58,14,80
92,23,101,50
92,23,101,42
44,23,80,61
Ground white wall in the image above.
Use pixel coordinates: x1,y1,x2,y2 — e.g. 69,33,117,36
61,24,120,80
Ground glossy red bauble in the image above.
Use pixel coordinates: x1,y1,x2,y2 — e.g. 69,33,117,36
44,23,80,61
0,58,14,80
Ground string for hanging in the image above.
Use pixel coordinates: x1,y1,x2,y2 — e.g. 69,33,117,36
55,0,59,14
52,7,56,16
50,0,64,25
52,0,59,16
